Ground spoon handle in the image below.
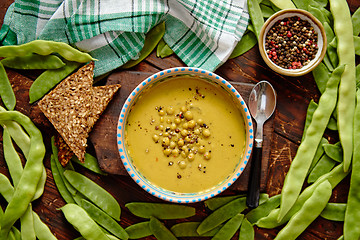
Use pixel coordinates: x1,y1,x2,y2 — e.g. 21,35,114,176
246,146,262,209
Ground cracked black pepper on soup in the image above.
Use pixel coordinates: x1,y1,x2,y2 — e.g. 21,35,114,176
265,16,318,69
125,76,246,193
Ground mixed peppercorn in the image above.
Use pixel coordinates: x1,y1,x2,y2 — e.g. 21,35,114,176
265,16,319,69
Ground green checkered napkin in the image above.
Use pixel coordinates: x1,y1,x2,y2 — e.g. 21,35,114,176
0,0,249,77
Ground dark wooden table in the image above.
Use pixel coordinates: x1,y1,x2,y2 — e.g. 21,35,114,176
0,1,359,239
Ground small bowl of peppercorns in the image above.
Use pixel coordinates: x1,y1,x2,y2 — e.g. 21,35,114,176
259,9,327,76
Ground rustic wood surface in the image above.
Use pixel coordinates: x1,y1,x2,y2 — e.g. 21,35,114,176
0,1,359,239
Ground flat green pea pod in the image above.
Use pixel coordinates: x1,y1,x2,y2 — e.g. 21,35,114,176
229,31,257,59
170,222,222,237
302,100,318,141
64,170,121,221
71,153,107,175
320,203,346,221
80,199,129,240
239,218,254,240
1,54,65,69
354,36,360,55
268,0,295,9
323,22,339,68
20,204,36,240
344,89,360,240
0,62,16,110
0,111,45,239
125,202,195,220
247,0,264,40
245,194,281,224
330,0,357,173
0,173,14,202
50,154,75,204
352,7,360,36
275,180,332,240
308,5,329,25
212,213,244,240
309,138,328,175
156,39,174,58
312,62,331,94
60,203,110,240
323,142,343,162
291,0,310,10
0,40,96,63
256,162,349,229
204,195,243,211
125,222,152,239
307,155,337,183
32,211,58,240
197,196,247,235
149,216,177,240
260,3,276,18
29,60,81,103
122,22,165,69
278,65,345,222
327,117,338,131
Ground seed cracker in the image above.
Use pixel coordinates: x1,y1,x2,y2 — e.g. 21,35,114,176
38,62,121,164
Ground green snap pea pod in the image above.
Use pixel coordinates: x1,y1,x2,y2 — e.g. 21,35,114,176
125,202,195,220
0,106,30,155
29,60,81,103
245,194,281,224
32,166,47,201
354,36,360,55
322,54,335,72
278,65,344,222
260,3,276,18
327,117,338,130
20,204,36,240
149,216,177,240
3,127,23,187
125,222,152,239
320,202,346,221
71,153,107,175
50,154,75,204
302,100,318,141
170,222,223,237
330,0,357,173
256,162,348,228
337,235,344,240
7,229,16,240
197,196,247,235
1,54,65,69
0,173,14,202
248,0,264,40
309,138,328,175
0,40,96,63
10,227,21,240
344,89,360,239
156,39,174,59
268,0,295,9
32,211,58,240
122,22,165,69
204,195,243,211
275,180,332,240
73,235,119,240
307,155,337,183
324,22,339,68
291,0,310,10
308,5,329,25
352,7,360,36
0,111,46,239
323,142,343,162
239,217,254,240
312,62,331,94
212,213,244,240
60,203,110,240
229,31,257,59
80,199,128,240
64,170,121,221
0,62,16,110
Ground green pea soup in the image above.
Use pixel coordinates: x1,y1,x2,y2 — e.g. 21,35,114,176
125,75,246,193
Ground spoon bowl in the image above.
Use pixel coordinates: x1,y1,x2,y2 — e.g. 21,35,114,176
246,81,277,208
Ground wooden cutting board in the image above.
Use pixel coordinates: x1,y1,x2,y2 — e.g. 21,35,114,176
89,71,275,192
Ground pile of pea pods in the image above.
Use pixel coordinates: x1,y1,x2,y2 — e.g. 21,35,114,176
245,0,360,239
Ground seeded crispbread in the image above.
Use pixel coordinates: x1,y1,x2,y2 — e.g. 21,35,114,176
39,62,121,164
53,84,121,166
38,62,94,162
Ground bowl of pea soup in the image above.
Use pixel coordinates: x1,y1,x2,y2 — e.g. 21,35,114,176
117,67,254,203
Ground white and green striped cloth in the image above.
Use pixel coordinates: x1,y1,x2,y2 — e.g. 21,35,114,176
0,0,249,77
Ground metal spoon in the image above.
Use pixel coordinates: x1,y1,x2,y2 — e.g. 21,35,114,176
246,80,277,209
